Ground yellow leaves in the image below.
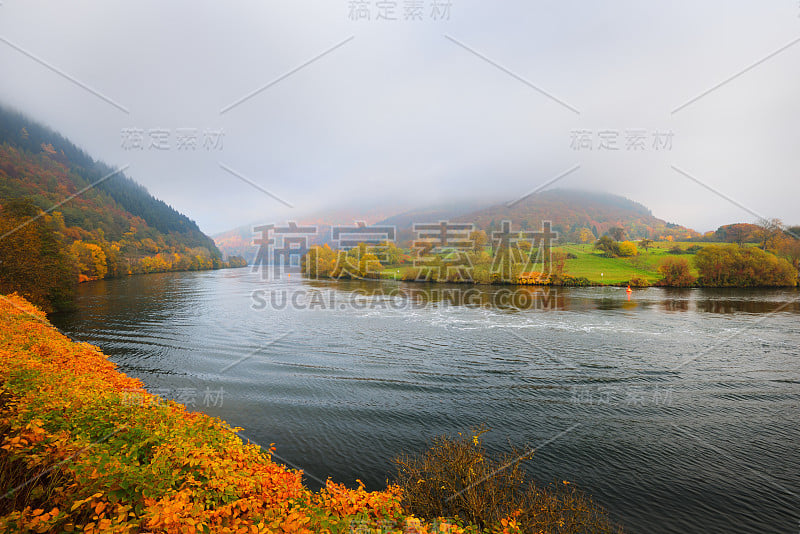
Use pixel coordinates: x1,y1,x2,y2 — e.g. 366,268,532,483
0,294,450,534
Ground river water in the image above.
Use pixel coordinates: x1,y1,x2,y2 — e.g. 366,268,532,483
50,268,800,533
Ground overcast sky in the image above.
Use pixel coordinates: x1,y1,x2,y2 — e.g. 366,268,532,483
1,1,798,234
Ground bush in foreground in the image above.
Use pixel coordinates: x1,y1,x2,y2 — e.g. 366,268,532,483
394,429,623,533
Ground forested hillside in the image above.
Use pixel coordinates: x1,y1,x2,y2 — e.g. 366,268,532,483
0,105,244,312
453,189,698,243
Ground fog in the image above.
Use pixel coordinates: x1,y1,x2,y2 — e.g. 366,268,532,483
1,1,798,233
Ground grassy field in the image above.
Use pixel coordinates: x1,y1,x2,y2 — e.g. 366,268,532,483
378,241,714,285
557,242,704,285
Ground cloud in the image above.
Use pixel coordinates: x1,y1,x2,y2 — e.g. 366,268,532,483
1,0,797,234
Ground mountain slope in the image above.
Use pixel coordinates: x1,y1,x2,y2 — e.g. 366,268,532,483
0,105,237,311
0,105,218,251
453,189,697,242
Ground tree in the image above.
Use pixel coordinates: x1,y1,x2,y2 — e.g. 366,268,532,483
638,238,653,252
608,226,626,241
577,228,594,244
756,218,784,250
617,241,638,257
714,223,759,245
70,241,108,280
694,244,796,287
658,258,695,287
368,241,401,266
594,235,619,257
469,230,488,253
0,198,78,311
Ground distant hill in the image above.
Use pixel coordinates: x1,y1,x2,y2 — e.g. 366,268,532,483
373,190,697,244
212,206,407,262
450,189,698,242
0,105,237,311
213,191,700,260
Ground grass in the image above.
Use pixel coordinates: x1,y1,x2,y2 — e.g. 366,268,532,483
556,243,704,285
374,242,717,286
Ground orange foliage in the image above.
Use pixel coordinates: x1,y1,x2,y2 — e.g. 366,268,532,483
0,294,500,534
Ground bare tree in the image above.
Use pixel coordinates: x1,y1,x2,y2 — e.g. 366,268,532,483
756,218,783,250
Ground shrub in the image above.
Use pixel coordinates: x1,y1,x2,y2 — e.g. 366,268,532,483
566,252,579,260
394,428,622,533
658,258,696,287
553,275,592,287
617,241,638,257
594,236,619,257
694,244,797,287
628,276,650,288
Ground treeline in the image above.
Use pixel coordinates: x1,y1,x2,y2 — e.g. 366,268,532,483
658,245,796,287
0,199,246,312
0,104,218,251
302,239,590,286
0,105,246,311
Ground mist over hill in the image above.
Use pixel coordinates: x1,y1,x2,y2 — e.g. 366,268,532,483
212,190,700,261
0,105,219,253
452,189,696,242
0,104,235,311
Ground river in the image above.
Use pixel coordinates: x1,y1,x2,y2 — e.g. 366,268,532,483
50,268,800,533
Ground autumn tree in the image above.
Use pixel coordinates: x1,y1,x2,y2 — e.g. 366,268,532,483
70,241,108,280
617,241,638,257
371,240,402,265
695,244,796,287
638,238,653,252
469,230,488,253
658,258,695,287
756,218,784,251
608,226,626,241
0,198,78,311
576,228,595,244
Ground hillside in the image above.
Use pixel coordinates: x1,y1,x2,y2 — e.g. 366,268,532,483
452,189,698,243
0,105,239,311
213,191,700,260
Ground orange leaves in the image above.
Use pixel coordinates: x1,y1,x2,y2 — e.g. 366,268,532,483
0,294,456,534
314,479,404,520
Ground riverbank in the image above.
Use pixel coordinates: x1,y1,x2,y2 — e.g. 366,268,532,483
363,242,797,288
0,294,449,533
1,293,623,534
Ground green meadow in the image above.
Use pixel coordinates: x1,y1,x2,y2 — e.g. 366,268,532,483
378,241,715,285
556,242,704,285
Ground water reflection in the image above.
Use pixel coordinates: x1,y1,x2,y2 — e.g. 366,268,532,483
303,280,800,315
50,270,800,534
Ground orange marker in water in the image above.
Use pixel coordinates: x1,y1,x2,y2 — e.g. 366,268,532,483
626,284,632,294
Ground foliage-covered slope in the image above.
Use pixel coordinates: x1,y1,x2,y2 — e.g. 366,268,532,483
0,104,218,251
0,105,244,311
455,189,698,242
0,294,505,534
